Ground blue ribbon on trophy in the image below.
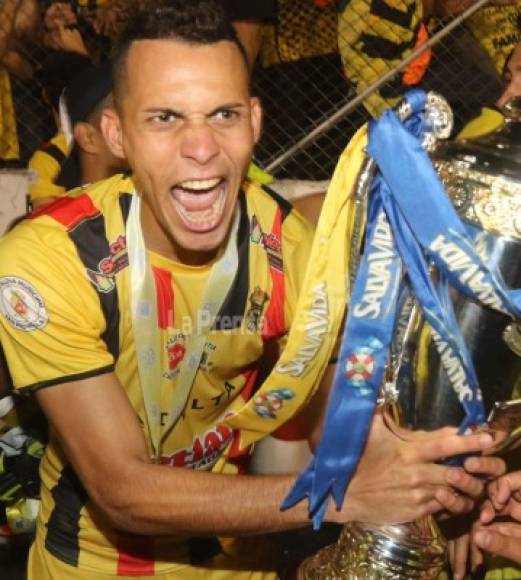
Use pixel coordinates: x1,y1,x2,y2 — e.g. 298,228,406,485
282,89,521,528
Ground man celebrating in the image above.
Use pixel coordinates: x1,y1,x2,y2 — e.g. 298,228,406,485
0,1,505,578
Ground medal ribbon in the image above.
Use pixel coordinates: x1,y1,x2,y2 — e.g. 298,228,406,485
127,193,239,458
221,135,368,448
283,192,403,527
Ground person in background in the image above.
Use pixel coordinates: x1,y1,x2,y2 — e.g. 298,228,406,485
0,0,41,162
30,60,127,209
51,61,127,195
465,2,521,77
337,0,510,133
27,50,92,207
458,39,521,140
497,41,521,111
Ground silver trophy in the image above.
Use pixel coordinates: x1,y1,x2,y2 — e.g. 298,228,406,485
298,95,521,579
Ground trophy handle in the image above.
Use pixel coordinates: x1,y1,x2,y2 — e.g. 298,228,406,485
483,399,521,455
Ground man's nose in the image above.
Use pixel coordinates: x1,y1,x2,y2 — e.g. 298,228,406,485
179,119,220,165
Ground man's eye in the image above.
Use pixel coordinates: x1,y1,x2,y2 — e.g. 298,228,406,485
212,109,240,124
151,112,180,123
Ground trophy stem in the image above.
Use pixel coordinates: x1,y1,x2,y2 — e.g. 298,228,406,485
298,516,446,579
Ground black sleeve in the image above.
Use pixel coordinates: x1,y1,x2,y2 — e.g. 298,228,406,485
218,0,276,21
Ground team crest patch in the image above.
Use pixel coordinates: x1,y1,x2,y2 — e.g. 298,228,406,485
164,333,186,379
86,235,128,293
0,277,48,331
245,286,269,332
253,388,295,419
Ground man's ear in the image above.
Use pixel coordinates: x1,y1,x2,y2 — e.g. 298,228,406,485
100,108,125,159
73,122,97,154
250,96,262,145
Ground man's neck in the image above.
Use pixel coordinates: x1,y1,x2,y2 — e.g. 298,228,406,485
81,155,115,188
140,202,218,267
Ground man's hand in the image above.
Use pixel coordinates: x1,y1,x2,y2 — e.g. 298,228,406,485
42,21,88,55
448,532,472,580
471,471,521,566
327,412,505,525
44,2,77,31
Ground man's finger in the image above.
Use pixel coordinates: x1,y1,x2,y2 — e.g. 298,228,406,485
464,456,506,479
445,467,484,499
470,536,485,574
479,499,497,524
434,487,474,515
490,523,521,539
474,527,521,565
415,432,494,463
493,472,521,505
451,534,470,580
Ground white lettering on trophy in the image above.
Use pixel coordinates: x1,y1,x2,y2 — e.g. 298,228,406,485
431,330,474,402
353,212,394,320
429,235,504,312
277,282,329,376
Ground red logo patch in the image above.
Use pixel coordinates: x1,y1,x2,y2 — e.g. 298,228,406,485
161,425,233,470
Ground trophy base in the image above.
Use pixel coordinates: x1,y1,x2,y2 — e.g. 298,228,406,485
298,517,446,579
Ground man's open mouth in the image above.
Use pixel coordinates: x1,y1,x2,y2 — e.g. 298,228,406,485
171,178,226,231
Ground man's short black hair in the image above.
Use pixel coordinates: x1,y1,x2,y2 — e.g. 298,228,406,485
112,0,248,105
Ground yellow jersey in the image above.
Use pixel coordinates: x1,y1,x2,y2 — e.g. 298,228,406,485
0,174,314,576
27,132,69,203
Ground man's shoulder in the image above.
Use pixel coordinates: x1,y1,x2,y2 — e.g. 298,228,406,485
27,173,133,228
1,174,134,260
245,181,315,239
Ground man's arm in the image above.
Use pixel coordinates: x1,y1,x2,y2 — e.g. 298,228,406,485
36,372,311,536
36,367,504,537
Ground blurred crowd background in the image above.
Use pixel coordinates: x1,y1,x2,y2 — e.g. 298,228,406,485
0,0,520,187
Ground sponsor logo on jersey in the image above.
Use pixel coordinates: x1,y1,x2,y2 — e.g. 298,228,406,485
253,388,295,419
86,235,128,293
250,215,283,271
0,277,48,331
161,424,234,470
276,282,328,376
199,342,216,372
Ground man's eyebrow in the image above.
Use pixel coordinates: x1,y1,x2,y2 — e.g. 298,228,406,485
143,107,184,116
207,102,247,115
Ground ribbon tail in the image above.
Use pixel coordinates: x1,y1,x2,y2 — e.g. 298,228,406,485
280,458,316,511
311,496,330,530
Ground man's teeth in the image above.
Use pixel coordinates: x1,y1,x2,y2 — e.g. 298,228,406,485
176,192,225,225
178,178,221,191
